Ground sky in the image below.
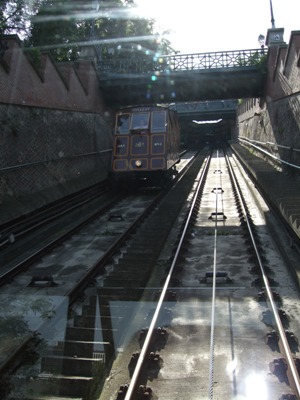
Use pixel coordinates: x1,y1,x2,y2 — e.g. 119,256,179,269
134,0,300,54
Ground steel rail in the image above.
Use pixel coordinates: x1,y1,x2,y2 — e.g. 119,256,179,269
0,188,166,375
0,194,121,285
0,182,109,248
0,153,199,389
208,150,225,399
124,152,211,400
225,151,300,397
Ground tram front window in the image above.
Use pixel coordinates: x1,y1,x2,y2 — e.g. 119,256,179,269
131,112,149,130
151,111,167,132
116,114,130,134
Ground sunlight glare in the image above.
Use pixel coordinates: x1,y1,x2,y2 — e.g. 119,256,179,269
226,358,237,374
133,0,300,54
245,373,268,400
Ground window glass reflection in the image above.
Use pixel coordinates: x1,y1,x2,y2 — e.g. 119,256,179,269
116,114,130,134
131,113,149,130
151,111,167,132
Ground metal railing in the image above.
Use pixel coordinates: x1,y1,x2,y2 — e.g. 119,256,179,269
239,137,300,171
0,149,112,172
98,48,265,76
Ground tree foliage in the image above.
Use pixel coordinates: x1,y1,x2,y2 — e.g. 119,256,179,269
0,0,175,61
0,0,45,36
25,0,81,61
23,0,175,62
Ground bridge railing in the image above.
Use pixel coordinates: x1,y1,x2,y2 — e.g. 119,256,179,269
98,48,265,76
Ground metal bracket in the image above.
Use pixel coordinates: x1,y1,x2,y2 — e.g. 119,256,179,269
209,212,227,221
29,276,58,287
201,271,233,283
108,215,124,221
212,187,224,194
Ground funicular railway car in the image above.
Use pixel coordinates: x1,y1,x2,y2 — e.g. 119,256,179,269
110,105,181,188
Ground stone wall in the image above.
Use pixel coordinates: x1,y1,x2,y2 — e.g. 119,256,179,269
0,35,105,113
0,104,113,223
0,35,113,224
236,30,300,170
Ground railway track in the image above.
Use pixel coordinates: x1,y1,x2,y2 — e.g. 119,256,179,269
99,148,300,400
1,148,300,400
0,151,199,399
0,181,110,249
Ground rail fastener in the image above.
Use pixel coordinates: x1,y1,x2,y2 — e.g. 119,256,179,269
211,187,224,194
269,358,288,378
116,383,153,399
265,330,279,347
293,357,300,375
108,214,124,221
138,327,168,347
28,275,58,287
256,290,281,304
285,330,298,348
208,212,227,221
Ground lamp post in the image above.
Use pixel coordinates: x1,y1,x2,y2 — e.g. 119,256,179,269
258,34,265,54
269,0,275,28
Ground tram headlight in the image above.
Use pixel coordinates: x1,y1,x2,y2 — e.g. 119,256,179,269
135,160,142,168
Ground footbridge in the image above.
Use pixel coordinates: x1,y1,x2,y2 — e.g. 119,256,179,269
98,48,266,106
172,99,237,121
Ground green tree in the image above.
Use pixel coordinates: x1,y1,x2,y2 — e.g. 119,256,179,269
25,0,175,62
25,0,80,61
0,0,42,36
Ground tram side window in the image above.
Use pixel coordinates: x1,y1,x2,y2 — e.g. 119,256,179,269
116,114,130,134
151,111,167,133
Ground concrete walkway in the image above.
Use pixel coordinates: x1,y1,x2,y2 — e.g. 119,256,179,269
231,143,300,241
